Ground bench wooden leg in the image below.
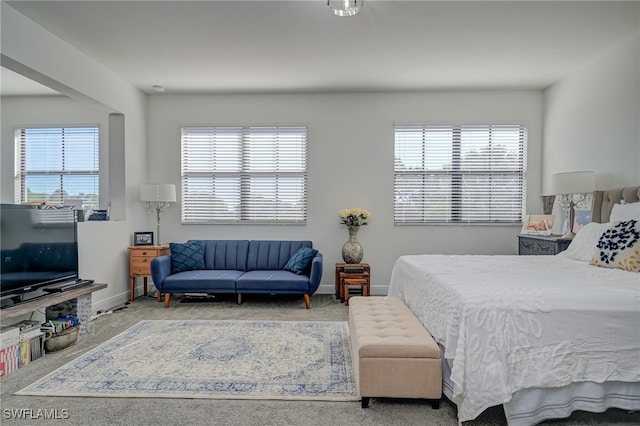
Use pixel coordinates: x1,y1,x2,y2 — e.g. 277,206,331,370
163,293,171,308
304,294,311,309
237,293,242,305
361,397,370,408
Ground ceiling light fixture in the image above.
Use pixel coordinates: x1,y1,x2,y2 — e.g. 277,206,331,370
328,0,364,17
152,85,165,93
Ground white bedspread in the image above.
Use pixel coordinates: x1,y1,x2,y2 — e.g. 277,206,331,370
387,254,640,423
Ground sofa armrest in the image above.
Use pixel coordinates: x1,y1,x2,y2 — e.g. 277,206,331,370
308,252,323,294
150,254,172,292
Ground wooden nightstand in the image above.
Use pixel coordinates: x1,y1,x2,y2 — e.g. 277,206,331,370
518,234,572,255
128,245,170,302
335,263,371,303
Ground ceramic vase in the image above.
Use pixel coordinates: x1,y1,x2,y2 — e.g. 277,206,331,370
342,225,364,264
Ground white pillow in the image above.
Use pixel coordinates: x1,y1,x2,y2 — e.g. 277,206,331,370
610,202,640,222
557,221,611,262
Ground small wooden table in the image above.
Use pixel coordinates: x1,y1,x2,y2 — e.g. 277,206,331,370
128,245,170,302
335,263,371,302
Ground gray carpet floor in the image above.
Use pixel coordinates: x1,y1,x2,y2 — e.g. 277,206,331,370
1,293,638,426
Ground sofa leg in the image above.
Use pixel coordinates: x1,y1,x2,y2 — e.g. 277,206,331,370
157,292,162,302
163,293,171,308
237,293,242,305
304,294,311,309
361,397,370,408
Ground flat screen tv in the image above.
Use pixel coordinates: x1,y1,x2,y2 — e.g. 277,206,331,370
0,204,79,303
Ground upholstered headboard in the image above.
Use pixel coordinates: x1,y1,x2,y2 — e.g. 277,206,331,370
592,186,640,223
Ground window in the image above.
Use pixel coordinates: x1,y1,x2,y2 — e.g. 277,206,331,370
394,124,526,224
181,126,307,224
14,126,100,208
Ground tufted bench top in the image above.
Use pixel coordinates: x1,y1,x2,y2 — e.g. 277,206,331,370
349,296,440,359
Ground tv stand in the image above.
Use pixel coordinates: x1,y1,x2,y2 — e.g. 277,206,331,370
0,283,107,338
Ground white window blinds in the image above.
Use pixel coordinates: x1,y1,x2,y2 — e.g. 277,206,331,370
181,126,308,224
394,124,526,224
14,127,100,208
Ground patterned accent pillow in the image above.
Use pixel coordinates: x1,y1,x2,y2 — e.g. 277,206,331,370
590,219,640,272
170,241,205,274
283,247,318,275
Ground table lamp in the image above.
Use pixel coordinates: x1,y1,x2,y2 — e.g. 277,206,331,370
552,171,596,239
140,184,176,244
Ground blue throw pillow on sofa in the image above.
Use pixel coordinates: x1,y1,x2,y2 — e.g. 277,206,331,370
170,241,205,273
283,247,318,275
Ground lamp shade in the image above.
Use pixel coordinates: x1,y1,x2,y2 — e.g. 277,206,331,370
140,184,176,203
552,171,596,195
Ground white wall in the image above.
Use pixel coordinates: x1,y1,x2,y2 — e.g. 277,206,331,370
149,91,543,294
542,32,640,192
0,96,134,313
1,3,149,310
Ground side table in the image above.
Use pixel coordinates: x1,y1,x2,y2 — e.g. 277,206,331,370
128,245,170,302
335,263,371,302
518,234,572,255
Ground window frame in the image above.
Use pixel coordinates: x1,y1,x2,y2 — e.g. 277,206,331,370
180,125,308,225
14,125,100,209
394,124,527,225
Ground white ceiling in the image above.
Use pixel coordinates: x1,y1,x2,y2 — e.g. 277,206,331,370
3,1,640,95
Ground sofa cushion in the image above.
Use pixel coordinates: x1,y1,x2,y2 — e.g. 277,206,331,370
163,269,242,292
196,240,249,271
283,246,318,275
235,270,311,293
246,240,313,271
170,241,205,273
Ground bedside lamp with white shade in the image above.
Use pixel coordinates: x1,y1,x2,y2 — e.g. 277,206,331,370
552,171,596,239
140,184,176,244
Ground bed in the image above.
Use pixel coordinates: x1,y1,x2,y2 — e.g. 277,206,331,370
387,186,640,426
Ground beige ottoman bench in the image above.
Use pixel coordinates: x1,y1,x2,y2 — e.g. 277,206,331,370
348,296,442,409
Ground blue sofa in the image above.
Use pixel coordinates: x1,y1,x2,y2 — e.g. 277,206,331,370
150,240,323,309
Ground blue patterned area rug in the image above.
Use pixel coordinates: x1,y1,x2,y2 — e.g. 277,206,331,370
17,320,358,401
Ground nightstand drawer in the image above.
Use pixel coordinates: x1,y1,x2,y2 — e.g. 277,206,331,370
131,249,164,258
130,258,153,273
130,265,151,276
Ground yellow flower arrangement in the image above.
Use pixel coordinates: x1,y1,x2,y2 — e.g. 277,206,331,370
338,208,371,227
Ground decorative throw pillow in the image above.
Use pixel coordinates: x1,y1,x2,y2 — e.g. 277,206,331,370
558,221,611,262
590,219,640,272
610,202,640,222
283,247,318,275
170,241,205,273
